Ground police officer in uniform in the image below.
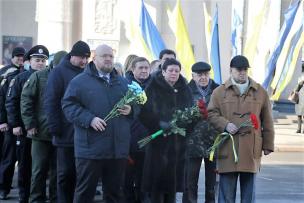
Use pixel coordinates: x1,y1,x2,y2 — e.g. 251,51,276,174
5,45,49,203
0,47,26,200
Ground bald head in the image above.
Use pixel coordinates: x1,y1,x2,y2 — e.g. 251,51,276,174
94,44,114,73
95,44,112,56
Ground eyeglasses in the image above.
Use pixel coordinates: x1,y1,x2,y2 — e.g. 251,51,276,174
98,54,114,59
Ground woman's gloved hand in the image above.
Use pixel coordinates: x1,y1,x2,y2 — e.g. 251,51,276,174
159,121,171,133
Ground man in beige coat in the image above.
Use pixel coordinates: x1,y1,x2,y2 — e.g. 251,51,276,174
208,55,274,203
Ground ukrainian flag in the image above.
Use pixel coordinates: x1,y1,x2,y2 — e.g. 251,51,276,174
140,0,166,59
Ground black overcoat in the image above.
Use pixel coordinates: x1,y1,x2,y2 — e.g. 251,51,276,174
139,71,193,193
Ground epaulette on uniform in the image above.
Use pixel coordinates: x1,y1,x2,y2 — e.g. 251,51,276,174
0,78,7,86
1,67,18,78
1,69,19,87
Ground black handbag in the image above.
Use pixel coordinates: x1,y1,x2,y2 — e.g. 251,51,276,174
288,90,299,104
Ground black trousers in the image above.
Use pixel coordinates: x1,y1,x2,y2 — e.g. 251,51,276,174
74,158,127,203
0,133,31,201
56,146,76,203
124,152,150,203
0,131,16,194
182,157,216,203
0,132,4,162
150,191,176,203
16,136,32,201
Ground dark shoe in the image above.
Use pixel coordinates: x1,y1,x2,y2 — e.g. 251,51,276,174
0,190,8,200
296,129,301,133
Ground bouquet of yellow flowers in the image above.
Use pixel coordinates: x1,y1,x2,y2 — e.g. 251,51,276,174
104,81,147,122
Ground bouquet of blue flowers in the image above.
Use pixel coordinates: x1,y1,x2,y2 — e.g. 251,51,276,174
104,81,147,122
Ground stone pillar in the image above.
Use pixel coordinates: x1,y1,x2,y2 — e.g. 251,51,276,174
81,0,120,53
35,0,72,53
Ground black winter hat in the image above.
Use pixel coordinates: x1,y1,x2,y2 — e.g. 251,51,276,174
230,55,250,69
24,45,49,60
12,47,26,58
192,62,211,73
70,41,91,57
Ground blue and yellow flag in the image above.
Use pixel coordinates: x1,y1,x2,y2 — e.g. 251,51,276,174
271,0,304,100
167,0,195,80
210,5,222,84
140,0,166,59
262,0,302,89
231,0,244,57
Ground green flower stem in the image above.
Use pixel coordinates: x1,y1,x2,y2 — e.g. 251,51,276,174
151,130,164,139
229,134,238,163
209,132,238,163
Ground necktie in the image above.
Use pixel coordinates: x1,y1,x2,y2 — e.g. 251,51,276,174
102,76,109,83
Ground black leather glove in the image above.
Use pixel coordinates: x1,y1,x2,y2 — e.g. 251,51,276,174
159,121,171,133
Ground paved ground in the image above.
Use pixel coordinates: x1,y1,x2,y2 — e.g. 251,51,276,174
273,113,304,152
2,112,304,202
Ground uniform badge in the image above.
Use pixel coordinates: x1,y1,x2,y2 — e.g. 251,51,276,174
1,78,7,86
9,79,15,88
38,48,43,54
23,79,30,88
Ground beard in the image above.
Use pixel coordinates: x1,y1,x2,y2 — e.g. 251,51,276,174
101,64,113,73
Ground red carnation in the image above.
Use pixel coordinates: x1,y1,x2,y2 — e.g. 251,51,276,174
198,100,208,119
197,99,206,108
200,109,208,119
250,113,259,129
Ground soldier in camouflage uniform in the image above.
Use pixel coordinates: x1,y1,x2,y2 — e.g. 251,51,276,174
5,45,49,203
21,51,66,203
0,47,26,200
183,62,219,203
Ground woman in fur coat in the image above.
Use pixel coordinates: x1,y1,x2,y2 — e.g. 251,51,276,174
139,58,193,203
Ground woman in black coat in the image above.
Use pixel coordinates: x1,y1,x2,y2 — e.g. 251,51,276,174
139,58,193,203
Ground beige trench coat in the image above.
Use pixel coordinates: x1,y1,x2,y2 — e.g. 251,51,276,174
208,77,274,173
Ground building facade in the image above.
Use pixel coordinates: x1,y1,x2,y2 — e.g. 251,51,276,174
0,0,302,100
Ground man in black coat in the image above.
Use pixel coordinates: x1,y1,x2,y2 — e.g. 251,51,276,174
0,46,25,200
124,57,151,203
62,44,132,203
182,62,219,203
153,49,176,74
44,40,90,203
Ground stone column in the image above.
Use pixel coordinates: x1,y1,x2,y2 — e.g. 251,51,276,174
81,0,120,53
35,0,72,53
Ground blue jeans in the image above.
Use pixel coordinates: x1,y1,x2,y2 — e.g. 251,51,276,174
218,172,256,203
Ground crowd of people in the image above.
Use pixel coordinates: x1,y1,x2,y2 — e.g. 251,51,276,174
0,41,274,203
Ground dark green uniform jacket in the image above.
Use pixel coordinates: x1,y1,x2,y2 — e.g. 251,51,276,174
21,67,50,141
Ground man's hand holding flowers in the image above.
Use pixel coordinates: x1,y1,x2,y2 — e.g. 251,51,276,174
117,104,132,116
225,123,238,135
209,113,260,163
103,81,146,122
90,117,107,132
